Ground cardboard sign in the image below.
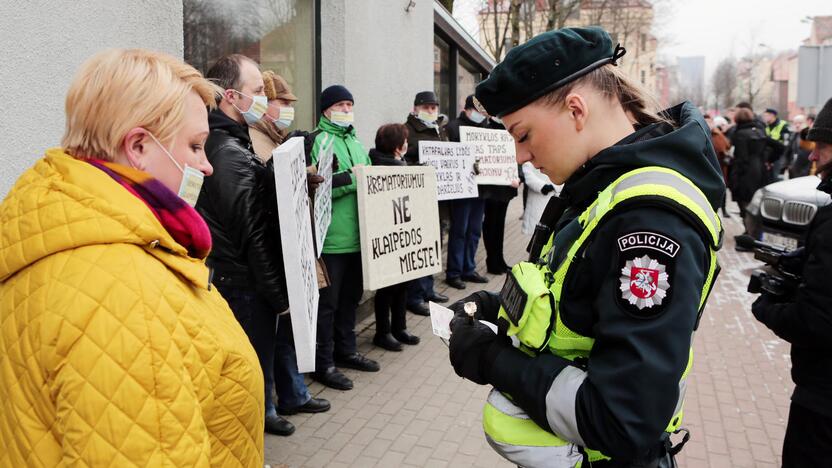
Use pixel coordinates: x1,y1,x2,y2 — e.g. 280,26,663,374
459,126,519,186
355,165,442,290
418,141,479,200
313,134,334,257
272,137,319,373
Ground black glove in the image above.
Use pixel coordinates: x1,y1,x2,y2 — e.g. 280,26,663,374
448,316,502,384
541,184,555,195
448,290,501,323
752,292,785,323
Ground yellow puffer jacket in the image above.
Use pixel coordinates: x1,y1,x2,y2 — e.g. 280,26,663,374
0,149,265,467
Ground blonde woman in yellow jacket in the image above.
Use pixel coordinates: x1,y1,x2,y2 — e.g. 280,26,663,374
0,49,265,467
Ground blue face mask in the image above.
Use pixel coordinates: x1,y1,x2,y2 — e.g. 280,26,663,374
231,90,268,126
469,110,486,124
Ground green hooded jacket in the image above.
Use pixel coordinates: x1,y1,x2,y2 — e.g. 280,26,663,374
311,116,372,254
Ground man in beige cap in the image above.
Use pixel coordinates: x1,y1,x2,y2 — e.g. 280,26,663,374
250,70,298,160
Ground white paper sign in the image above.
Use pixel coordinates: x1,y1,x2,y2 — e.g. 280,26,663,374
313,134,334,257
273,137,319,373
459,126,519,186
429,302,454,339
418,141,479,201
355,165,443,290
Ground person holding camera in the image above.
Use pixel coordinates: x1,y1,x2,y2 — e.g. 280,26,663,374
752,97,832,468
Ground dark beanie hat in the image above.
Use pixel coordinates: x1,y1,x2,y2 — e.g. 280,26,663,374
807,98,832,144
764,108,778,116
320,85,354,112
464,94,476,110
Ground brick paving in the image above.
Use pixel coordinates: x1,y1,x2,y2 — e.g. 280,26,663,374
265,198,793,467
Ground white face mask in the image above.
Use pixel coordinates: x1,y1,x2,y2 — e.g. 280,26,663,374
273,106,295,130
417,110,438,123
147,132,204,207
330,111,354,127
468,110,486,124
231,90,268,125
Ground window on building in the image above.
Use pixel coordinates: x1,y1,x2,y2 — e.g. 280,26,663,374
641,70,646,84
434,35,452,118
457,55,483,116
183,0,317,129
641,33,646,52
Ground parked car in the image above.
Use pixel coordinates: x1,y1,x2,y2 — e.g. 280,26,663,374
744,175,831,250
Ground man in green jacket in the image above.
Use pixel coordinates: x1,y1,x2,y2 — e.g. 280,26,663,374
309,85,378,391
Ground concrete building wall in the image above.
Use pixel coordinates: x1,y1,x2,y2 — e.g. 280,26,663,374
321,0,434,148
0,0,184,198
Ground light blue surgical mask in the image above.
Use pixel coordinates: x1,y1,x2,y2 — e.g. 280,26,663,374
231,90,268,126
469,110,486,124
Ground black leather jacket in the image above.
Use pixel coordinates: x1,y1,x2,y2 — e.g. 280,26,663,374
197,109,289,312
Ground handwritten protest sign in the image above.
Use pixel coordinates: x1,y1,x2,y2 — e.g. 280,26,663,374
313,134,334,257
273,137,319,373
459,126,519,185
354,165,442,290
418,141,478,200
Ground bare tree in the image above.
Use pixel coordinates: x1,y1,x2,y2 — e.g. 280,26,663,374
711,58,738,112
480,0,517,60
545,0,582,30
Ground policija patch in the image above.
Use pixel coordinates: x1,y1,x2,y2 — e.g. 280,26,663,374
616,231,678,318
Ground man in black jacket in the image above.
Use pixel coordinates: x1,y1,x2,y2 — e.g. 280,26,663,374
197,54,294,436
402,91,450,315
752,97,832,468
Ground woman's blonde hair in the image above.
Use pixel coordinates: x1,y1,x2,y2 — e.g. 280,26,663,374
61,48,220,160
538,64,667,126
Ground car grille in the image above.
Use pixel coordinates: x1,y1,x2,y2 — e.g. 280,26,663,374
760,198,783,220
781,201,817,226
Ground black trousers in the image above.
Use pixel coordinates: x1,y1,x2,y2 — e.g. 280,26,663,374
782,402,832,467
483,199,510,270
316,252,363,370
374,282,408,335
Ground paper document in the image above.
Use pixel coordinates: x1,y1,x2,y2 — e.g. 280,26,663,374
429,302,498,339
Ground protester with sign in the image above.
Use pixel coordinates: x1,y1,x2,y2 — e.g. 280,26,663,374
197,54,294,436
520,161,558,235
368,124,421,351
403,91,450,316
445,94,489,289
310,85,379,391
461,120,520,274
247,71,332,424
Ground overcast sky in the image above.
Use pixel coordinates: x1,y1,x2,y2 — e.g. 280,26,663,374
658,0,832,77
453,0,832,80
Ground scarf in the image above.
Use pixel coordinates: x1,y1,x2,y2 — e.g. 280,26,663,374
86,159,212,258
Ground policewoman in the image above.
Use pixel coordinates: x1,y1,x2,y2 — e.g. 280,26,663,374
447,27,724,467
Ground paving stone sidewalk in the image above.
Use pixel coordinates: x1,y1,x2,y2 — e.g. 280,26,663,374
265,199,794,467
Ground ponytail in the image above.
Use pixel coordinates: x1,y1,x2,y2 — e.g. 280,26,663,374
538,64,668,127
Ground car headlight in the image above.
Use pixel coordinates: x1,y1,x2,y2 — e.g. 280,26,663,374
747,189,763,216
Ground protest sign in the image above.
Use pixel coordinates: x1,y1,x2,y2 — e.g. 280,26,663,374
418,140,478,201
313,134,334,257
459,126,519,185
273,137,319,373
354,165,442,290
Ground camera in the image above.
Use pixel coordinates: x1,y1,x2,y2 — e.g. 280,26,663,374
737,235,804,297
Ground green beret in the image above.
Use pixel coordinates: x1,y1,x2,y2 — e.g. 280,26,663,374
475,27,625,117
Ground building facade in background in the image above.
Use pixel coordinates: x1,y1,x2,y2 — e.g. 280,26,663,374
0,1,493,198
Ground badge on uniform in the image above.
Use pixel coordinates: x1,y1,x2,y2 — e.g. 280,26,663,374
616,231,678,318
